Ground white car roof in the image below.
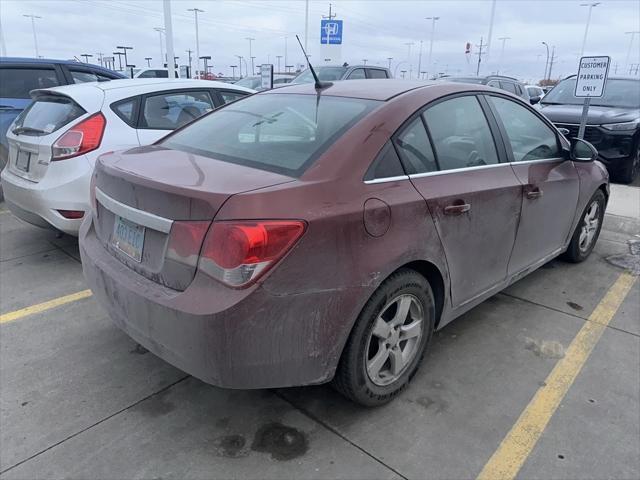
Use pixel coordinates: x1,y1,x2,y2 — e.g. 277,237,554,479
31,79,255,112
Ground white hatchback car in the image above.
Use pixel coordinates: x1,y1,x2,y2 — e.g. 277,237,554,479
1,78,253,235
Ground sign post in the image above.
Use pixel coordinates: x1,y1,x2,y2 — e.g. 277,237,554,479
260,64,274,90
575,56,610,139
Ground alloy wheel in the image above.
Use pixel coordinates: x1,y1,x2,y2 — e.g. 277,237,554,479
578,200,600,253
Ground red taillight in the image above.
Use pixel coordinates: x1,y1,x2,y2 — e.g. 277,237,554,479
52,113,106,161
199,220,306,287
57,210,85,219
166,221,211,268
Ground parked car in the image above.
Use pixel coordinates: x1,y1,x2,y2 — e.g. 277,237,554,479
235,74,295,90
291,64,392,84
538,76,640,183
444,75,530,102
79,80,608,406
0,57,124,181
1,79,254,235
525,85,545,104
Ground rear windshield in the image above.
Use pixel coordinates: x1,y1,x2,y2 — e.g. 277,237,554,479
162,93,380,176
13,95,86,135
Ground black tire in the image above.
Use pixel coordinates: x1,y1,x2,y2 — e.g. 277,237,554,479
332,268,435,407
563,189,606,263
616,145,639,184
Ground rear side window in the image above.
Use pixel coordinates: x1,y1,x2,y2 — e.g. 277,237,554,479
0,68,60,99
219,90,248,104
13,95,85,135
162,93,379,177
365,142,405,180
394,117,437,174
111,97,139,126
367,69,388,79
142,91,214,130
500,81,517,94
423,95,499,171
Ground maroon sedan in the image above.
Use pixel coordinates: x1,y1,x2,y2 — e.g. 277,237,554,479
80,80,608,406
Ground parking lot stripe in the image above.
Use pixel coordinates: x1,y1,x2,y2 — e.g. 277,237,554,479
477,271,637,480
0,290,93,324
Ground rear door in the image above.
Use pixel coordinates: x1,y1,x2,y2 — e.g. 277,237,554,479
136,89,215,145
484,94,579,274
396,93,522,307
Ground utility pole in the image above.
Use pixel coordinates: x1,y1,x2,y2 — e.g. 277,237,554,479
154,27,165,67
547,45,556,80
579,2,600,57
475,36,486,76
145,57,152,67
387,57,393,70
404,42,414,79
23,14,42,58
185,49,193,77
284,37,288,73
81,53,93,63
0,14,7,56
113,51,125,70
163,0,176,79
116,46,133,69
486,0,496,57
246,37,255,75
187,8,204,77
542,42,550,82
624,31,640,71
425,16,439,80
417,41,423,80
276,55,283,73
95,52,104,66
497,36,510,74
236,55,244,77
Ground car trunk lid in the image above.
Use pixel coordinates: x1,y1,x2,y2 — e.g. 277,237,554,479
93,145,295,290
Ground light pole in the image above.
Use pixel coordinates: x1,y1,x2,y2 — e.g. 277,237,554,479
245,37,255,75
425,16,439,79
200,56,211,78
163,0,176,79
187,8,204,77
284,36,288,73
230,65,237,80
417,40,423,80
117,46,133,69
625,31,640,71
387,57,393,70
486,0,496,57
95,52,104,66
276,55,282,73
497,36,511,74
113,51,125,71
145,57,152,67
23,14,42,57
236,55,244,78
548,45,556,80
362,59,368,65
579,2,600,57
81,53,93,63
154,27,165,66
404,42,414,79
542,42,550,82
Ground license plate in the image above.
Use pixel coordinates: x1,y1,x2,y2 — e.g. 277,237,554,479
112,216,145,262
15,149,31,172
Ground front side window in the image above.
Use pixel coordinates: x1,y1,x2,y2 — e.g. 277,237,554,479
347,69,366,80
13,95,85,135
500,81,517,94
394,117,437,174
488,95,560,162
142,91,213,130
162,93,379,176
0,68,60,99
423,95,499,171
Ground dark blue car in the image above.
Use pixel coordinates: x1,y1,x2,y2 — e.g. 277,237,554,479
0,57,125,175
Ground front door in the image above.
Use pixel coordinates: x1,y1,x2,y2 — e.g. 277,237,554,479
394,94,522,307
484,94,579,274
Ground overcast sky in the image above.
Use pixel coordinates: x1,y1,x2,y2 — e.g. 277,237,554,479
1,0,639,82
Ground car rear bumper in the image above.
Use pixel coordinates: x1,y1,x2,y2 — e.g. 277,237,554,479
0,161,91,235
79,215,364,389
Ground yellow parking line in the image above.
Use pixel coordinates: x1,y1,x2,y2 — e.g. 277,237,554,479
0,290,93,325
477,271,637,480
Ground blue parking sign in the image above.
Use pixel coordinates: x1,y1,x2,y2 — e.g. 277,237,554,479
320,19,343,45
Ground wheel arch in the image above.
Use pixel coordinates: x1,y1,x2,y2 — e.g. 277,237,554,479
399,260,446,329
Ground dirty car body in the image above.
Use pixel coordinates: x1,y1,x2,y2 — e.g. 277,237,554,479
79,80,608,399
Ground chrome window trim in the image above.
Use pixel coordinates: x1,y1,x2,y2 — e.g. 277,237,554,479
364,175,410,185
95,187,173,233
552,122,599,128
511,156,564,166
408,161,507,179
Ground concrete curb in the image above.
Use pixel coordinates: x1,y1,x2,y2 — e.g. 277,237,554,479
603,213,640,237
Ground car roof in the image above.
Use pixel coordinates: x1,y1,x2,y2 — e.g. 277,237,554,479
263,79,435,101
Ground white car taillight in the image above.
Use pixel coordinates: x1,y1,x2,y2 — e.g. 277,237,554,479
52,113,106,161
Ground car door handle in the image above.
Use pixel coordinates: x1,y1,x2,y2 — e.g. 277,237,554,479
526,187,544,199
444,202,471,215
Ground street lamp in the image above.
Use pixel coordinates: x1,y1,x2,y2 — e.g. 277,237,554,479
246,37,255,75
404,42,414,79
116,46,133,70
23,14,42,58
153,27,165,66
81,53,93,63
236,55,245,78
497,36,511,74
145,57,152,67
362,59,368,65
230,65,238,80
542,42,550,82
579,2,600,57
387,57,393,70
187,8,204,77
200,56,211,78
113,51,125,71
425,16,440,79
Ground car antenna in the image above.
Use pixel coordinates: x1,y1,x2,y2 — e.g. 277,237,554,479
295,34,332,90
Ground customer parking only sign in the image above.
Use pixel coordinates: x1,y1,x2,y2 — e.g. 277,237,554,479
575,56,610,97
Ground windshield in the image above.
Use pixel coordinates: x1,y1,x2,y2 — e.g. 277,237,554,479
291,67,348,84
541,78,640,108
13,95,86,135
162,93,380,176
235,77,261,89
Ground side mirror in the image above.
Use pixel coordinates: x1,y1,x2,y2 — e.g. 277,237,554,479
529,95,541,105
570,138,598,162
557,127,570,137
